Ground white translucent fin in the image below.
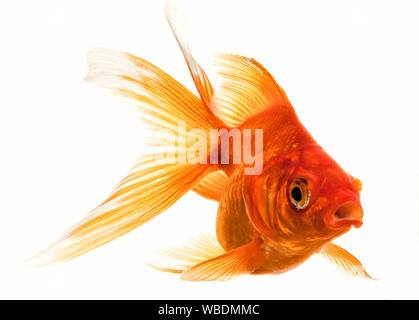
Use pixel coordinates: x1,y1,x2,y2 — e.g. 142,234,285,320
320,243,375,280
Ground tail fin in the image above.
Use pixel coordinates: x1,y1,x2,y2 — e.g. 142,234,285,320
164,0,215,110
30,47,220,265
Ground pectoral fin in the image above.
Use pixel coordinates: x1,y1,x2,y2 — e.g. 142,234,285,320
192,170,229,201
320,243,374,280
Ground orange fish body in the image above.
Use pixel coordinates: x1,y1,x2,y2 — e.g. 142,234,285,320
32,2,371,281
214,100,363,275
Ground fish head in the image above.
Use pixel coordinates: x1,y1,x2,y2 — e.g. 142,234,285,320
242,145,363,246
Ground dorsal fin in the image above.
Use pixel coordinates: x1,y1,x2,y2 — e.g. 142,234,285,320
212,53,292,127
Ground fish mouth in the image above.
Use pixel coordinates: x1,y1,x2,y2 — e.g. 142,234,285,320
325,201,364,229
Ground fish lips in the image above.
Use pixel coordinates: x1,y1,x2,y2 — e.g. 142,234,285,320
325,200,364,230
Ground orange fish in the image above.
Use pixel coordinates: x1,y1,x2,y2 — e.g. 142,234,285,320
33,2,372,281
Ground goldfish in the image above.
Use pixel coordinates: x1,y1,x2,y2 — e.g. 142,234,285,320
33,1,372,281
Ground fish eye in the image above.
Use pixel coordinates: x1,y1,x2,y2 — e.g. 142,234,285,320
288,178,310,210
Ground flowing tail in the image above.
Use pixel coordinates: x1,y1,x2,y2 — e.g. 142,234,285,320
31,12,225,264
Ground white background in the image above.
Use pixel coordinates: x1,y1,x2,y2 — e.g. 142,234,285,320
0,0,418,299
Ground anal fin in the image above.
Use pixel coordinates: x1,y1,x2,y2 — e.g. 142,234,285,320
181,237,264,281
146,233,225,274
148,233,264,281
